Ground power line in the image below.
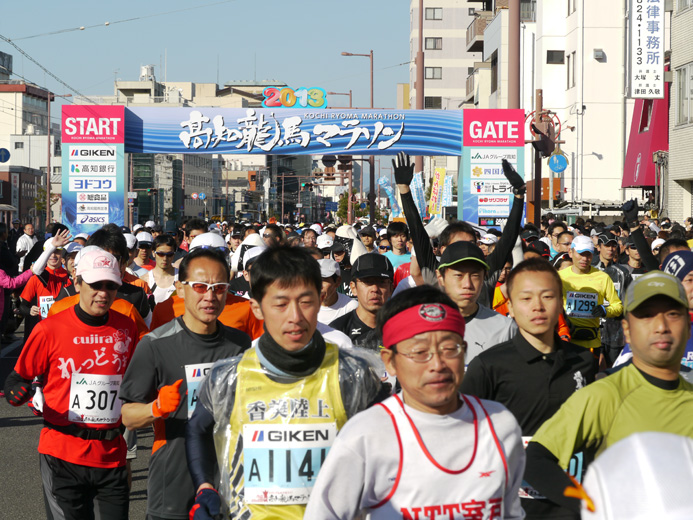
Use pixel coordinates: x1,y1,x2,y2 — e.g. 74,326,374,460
10,0,240,41
0,34,97,103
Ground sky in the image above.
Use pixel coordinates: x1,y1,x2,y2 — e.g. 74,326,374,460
1,0,411,115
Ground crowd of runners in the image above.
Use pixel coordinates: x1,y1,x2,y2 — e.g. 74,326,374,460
2,153,693,519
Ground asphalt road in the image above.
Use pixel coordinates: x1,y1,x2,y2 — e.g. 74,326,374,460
1,331,153,519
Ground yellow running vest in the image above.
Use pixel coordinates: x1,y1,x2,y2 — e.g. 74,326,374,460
227,344,347,519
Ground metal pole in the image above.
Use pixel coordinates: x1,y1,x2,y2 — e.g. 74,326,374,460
414,0,425,176
508,0,521,109
533,89,543,225
281,174,285,223
45,91,51,228
369,52,376,224
129,154,134,226
347,174,353,225
349,90,353,108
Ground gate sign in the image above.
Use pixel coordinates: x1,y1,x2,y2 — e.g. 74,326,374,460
124,107,463,156
461,109,525,226
61,105,125,235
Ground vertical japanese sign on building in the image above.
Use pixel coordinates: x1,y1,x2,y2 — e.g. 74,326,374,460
428,167,445,215
61,106,126,234
629,0,664,98
461,109,525,227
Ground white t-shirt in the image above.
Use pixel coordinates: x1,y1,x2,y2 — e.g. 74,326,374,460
318,292,358,325
16,234,37,271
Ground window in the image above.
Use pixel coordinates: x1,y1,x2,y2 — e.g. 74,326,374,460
469,8,476,16
567,0,577,15
425,67,442,80
14,141,24,149
425,97,442,109
566,52,576,89
425,7,443,20
468,67,475,76
676,64,692,125
678,0,691,11
491,52,498,93
425,37,443,50
639,100,654,132
547,50,565,64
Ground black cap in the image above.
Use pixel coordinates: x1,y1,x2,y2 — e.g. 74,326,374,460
164,221,178,234
359,226,376,238
351,253,394,280
598,233,618,245
438,242,489,271
120,226,131,234
527,240,551,258
521,229,539,241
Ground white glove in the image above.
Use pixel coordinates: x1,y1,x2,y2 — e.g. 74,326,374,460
425,217,448,239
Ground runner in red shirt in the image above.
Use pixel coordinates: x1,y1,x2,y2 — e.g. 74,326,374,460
4,249,139,520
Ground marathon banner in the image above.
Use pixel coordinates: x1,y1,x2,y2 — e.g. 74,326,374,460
124,107,464,156
378,177,402,218
61,105,126,234
460,109,526,226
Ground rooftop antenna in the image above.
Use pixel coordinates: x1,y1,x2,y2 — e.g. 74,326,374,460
216,54,219,87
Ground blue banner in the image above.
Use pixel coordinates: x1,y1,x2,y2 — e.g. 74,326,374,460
124,108,463,156
410,172,427,219
378,177,401,218
442,175,453,207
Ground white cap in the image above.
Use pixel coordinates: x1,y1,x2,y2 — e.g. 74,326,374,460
189,232,228,251
76,249,122,286
572,235,595,254
310,223,323,235
581,432,693,520
136,232,154,248
225,233,233,243
74,246,105,268
243,246,267,269
133,224,143,233
651,238,666,251
230,233,266,271
318,259,340,278
479,233,498,245
123,233,137,250
316,234,334,250
75,232,90,241
379,228,388,237
221,221,228,226
145,220,156,228
65,242,83,255
208,223,219,231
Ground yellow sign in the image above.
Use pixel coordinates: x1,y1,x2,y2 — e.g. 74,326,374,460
428,168,445,215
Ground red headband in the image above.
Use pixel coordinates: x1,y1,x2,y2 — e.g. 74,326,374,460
382,303,465,349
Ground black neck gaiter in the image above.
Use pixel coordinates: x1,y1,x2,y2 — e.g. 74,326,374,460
257,328,326,378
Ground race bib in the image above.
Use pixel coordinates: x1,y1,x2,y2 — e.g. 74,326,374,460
242,423,337,505
185,362,214,419
613,282,621,296
68,373,123,424
39,296,55,319
565,291,598,318
520,437,584,500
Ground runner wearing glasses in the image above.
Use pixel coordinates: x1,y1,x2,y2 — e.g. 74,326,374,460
145,234,179,306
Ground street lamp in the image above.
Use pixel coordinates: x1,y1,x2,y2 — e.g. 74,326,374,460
327,90,353,108
341,50,375,223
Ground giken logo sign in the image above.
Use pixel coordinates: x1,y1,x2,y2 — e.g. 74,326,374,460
251,429,331,443
70,148,116,158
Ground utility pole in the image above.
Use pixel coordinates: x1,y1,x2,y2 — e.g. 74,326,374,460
414,0,425,178
508,0,521,109
533,90,543,225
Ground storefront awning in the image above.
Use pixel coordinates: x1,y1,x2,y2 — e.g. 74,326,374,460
622,85,669,188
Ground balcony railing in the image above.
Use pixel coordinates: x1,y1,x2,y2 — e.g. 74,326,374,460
466,13,491,53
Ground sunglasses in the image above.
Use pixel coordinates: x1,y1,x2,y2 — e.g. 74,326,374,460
88,281,120,291
180,281,229,295
139,245,152,250
379,246,392,251
155,251,175,258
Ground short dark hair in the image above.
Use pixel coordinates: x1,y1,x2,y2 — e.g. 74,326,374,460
386,221,409,241
556,230,574,243
185,218,208,235
152,234,177,250
376,285,457,339
264,223,284,242
250,246,321,303
178,247,230,282
547,221,567,237
86,226,128,261
660,238,690,262
506,258,563,300
439,221,477,248
302,228,317,239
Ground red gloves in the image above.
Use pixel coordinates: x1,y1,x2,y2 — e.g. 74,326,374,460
152,379,183,418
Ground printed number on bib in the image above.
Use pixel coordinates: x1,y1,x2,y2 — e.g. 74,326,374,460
565,292,598,318
39,296,55,319
185,362,214,419
242,423,337,505
69,373,122,424
519,436,584,500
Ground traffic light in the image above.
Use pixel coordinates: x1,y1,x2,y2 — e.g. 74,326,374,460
302,182,314,192
146,188,157,193
337,155,353,173
531,123,556,158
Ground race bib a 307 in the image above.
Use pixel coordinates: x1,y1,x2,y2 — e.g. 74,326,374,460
68,373,122,424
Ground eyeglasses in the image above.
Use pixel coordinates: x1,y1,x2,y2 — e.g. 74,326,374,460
155,251,175,258
87,281,120,292
394,343,465,363
262,234,275,239
180,281,229,295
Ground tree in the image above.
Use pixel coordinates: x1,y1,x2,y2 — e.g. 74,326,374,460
336,190,382,223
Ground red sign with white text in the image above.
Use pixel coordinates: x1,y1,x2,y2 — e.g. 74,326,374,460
62,105,125,144
463,109,525,147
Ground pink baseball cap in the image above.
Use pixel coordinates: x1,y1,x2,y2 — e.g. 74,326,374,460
76,249,122,286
